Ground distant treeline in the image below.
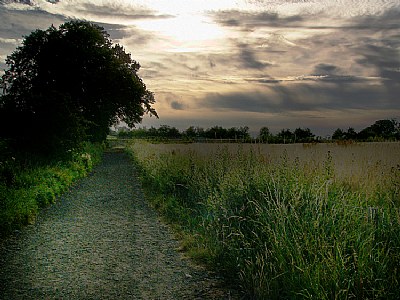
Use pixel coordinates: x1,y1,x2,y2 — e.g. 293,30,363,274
114,119,400,143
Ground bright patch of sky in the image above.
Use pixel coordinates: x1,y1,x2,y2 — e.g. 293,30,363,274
0,0,399,135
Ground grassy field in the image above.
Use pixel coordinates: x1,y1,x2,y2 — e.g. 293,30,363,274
127,141,400,299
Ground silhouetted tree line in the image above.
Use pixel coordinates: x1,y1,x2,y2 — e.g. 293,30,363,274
117,119,400,143
332,119,400,141
117,125,316,143
117,125,251,141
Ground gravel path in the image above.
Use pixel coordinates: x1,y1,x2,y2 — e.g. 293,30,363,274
0,152,239,299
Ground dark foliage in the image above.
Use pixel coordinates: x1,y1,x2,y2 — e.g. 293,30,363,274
358,119,399,140
117,119,399,144
333,119,399,141
0,21,157,155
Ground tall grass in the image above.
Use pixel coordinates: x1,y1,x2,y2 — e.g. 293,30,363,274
0,142,104,236
127,141,400,299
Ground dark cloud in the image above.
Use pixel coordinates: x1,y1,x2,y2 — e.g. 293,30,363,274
347,10,400,94
246,74,371,85
217,9,400,117
97,22,153,46
313,75,372,83
357,44,400,82
0,4,66,39
212,10,304,30
212,8,400,33
0,0,34,4
203,92,267,112
77,2,173,21
0,3,155,64
313,63,340,76
238,43,271,70
246,78,283,84
202,79,397,114
93,22,128,38
209,59,216,68
348,10,400,31
0,0,58,4
171,101,184,110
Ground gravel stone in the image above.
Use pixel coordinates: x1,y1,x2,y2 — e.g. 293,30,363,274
0,152,240,299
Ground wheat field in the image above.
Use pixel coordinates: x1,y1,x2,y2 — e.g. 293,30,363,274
127,141,400,299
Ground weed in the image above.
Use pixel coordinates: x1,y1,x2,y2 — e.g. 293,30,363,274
127,141,400,299
0,142,104,236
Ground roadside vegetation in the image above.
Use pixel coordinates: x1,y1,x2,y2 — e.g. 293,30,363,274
0,142,103,236
0,21,156,237
127,141,400,299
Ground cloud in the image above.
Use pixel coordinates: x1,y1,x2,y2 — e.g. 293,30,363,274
0,4,67,65
170,101,184,110
0,37,21,45
0,3,66,38
209,59,216,68
246,78,283,84
243,0,399,17
0,1,160,66
313,63,340,76
245,74,373,84
1,0,399,135
201,7,400,126
0,0,34,5
69,1,173,22
237,43,272,70
2,0,173,27
202,77,397,114
105,24,155,48
212,10,304,30
339,10,400,96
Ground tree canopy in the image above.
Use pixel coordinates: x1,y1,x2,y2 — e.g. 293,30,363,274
0,20,157,155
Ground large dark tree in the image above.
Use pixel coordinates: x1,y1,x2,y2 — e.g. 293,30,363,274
0,21,157,154
358,119,398,140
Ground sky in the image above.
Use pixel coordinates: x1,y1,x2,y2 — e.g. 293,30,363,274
0,0,399,136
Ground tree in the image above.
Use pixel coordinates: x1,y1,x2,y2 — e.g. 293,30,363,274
237,126,250,140
332,128,345,140
205,126,228,139
0,21,157,155
226,126,250,140
294,127,315,143
358,119,397,140
157,125,181,138
345,127,358,140
277,129,294,143
258,126,271,142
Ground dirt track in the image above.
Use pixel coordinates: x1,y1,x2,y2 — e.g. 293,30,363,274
0,152,239,299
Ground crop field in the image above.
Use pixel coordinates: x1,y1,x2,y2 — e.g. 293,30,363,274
127,141,400,299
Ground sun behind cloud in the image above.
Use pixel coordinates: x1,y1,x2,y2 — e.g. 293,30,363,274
134,14,228,52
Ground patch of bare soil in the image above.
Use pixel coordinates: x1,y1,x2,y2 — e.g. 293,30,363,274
0,152,241,299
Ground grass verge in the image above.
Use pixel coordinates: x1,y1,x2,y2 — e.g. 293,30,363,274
0,142,104,237
127,141,400,299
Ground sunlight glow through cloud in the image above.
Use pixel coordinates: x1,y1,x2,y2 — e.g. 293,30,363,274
134,15,227,51
1,0,400,135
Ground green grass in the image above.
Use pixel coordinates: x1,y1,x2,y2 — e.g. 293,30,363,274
127,141,400,299
0,142,104,236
